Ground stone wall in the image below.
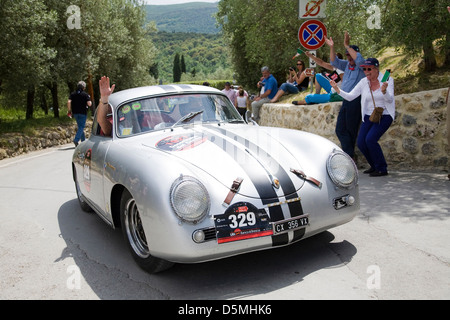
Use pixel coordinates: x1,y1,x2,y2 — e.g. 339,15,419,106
259,88,449,172
0,121,92,160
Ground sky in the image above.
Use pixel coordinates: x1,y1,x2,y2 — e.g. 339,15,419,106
143,0,218,5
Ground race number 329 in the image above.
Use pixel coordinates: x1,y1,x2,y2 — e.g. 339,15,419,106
228,212,256,228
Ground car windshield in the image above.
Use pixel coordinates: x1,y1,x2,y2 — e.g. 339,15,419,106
115,93,244,137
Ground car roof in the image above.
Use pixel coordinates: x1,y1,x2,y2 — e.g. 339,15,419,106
109,84,222,107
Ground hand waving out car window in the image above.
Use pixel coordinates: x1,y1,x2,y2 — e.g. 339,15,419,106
97,76,116,137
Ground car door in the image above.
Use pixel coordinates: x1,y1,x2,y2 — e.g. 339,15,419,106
76,110,114,223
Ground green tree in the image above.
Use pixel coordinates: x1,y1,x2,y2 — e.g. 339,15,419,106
1,0,157,119
173,53,181,82
149,31,232,83
323,0,449,71
325,0,384,57
181,55,187,74
42,0,86,118
217,0,300,89
100,0,157,89
381,0,450,71
218,0,449,89
149,63,159,80
0,0,57,119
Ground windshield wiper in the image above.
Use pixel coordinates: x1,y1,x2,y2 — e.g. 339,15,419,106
171,111,204,130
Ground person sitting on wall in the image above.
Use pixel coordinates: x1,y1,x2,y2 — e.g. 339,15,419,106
251,66,278,123
270,60,310,103
292,52,345,105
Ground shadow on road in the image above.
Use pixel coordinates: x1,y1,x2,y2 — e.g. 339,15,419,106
57,199,357,300
358,171,450,222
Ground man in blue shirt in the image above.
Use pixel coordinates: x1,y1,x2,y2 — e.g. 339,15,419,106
326,32,365,159
251,66,278,123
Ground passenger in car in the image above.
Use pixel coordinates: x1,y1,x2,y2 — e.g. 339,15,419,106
98,76,116,137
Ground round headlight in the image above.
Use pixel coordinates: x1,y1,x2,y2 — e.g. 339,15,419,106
170,175,210,224
327,151,358,189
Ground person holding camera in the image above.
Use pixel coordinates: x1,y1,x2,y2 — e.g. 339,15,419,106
292,52,345,105
270,60,309,103
251,66,278,123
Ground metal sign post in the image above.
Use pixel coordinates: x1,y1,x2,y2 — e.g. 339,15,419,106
298,0,327,93
308,50,317,93
308,50,317,68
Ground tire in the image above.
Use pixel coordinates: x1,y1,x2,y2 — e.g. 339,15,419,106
74,174,93,213
120,190,174,274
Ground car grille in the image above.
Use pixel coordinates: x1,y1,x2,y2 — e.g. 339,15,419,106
203,227,217,241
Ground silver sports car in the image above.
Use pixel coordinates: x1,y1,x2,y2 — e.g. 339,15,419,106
72,84,359,273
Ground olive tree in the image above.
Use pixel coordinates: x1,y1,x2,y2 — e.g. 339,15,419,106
0,0,57,119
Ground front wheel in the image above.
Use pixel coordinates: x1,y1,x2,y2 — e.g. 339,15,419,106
120,190,174,273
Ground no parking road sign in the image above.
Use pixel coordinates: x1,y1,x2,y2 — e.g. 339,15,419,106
298,19,327,51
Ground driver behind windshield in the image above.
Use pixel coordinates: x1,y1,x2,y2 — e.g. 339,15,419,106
178,97,201,116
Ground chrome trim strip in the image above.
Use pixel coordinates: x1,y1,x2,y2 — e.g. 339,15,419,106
264,197,301,208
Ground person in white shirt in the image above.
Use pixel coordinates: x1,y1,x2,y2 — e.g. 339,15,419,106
234,87,248,117
331,58,395,177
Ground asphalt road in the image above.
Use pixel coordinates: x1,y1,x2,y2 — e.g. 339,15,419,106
0,144,449,300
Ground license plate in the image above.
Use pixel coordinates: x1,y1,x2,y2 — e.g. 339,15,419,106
273,215,309,235
215,202,273,244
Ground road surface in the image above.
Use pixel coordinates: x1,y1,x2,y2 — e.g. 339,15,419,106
0,145,449,300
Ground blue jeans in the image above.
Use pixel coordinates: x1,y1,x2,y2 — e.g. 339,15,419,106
358,114,393,172
279,82,299,94
316,73,332,93
73,113,87,143
304,74,342,104
305,92,331,104
335,97,362,158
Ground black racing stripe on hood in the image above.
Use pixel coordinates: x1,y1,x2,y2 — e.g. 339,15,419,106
202,128,289,246
206,126,306,245
274,161,306,242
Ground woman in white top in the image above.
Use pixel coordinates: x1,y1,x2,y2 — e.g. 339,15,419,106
235,88,248,117
331,58,395,177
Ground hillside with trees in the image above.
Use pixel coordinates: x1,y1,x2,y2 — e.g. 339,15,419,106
145,2,220,34
148,31,232,84
144,2,231,83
